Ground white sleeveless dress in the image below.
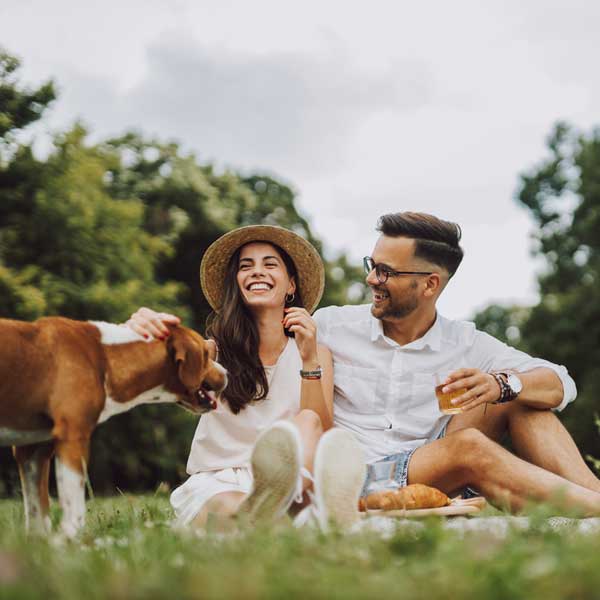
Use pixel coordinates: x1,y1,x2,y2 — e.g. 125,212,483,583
170,339,302,526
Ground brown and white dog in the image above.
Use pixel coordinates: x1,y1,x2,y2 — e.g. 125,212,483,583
0,317,227,538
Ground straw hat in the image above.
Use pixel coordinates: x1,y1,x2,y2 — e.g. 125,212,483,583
200,225,325,314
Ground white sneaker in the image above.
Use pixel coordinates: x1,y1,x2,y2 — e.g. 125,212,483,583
313,428,366,532
236,421,302,524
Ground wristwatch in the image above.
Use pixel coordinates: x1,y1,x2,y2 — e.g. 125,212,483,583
506,373,523,398
492,372,523,403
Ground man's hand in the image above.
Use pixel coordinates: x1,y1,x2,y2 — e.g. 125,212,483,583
442,368,502,411
125,307,181,340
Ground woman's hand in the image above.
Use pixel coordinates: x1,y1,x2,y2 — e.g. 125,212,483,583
125,307,181,340
282,307,319,367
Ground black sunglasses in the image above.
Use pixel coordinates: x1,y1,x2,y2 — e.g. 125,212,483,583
363,256,433,284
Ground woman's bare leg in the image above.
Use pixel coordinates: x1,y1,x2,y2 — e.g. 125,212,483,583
292,409,323,492
190,491,246,530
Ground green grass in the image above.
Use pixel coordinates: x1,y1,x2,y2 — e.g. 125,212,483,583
1,495,600,599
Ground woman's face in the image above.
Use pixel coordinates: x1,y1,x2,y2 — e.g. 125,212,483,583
236,242,296,311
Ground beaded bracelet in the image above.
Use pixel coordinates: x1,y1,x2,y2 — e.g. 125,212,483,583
491,372,513,404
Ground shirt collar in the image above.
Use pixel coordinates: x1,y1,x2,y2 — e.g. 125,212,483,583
370,313,385,342
370,312,442,352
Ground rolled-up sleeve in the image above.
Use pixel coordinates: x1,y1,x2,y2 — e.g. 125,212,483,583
467,331,577,411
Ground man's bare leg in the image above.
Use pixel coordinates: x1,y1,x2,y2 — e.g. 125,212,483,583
407,428,600,514
447,402,600,493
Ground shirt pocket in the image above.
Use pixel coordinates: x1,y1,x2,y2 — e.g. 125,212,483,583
334,363,378,413
403,372,442,437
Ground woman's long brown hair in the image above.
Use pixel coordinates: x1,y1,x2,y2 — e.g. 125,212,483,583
205,242,303,414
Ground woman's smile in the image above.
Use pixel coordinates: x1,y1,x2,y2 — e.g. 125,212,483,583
246,281,274,293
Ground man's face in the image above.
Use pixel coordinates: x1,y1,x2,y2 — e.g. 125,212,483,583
366,236,429,321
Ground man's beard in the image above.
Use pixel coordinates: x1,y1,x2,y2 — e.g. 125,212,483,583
370,284,419,320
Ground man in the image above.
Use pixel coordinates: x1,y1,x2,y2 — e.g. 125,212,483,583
313,212,600,514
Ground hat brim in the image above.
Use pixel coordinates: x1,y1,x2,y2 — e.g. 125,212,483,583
200,225,325,314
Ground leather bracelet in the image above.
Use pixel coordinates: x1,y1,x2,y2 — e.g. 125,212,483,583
491,372,514,404
300,366,322,380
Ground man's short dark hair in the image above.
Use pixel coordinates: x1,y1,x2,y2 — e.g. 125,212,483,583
376,212,464,277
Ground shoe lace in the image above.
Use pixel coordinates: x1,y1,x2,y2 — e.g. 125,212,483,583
291,468,323,528
293,467,313,504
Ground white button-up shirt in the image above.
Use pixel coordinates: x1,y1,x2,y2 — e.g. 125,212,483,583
314,304,577,464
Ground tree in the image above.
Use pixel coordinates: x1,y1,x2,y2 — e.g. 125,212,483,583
473,304,531,350
517,123,600,461
0,124,189,322
475,122,600,461
0,49,55,157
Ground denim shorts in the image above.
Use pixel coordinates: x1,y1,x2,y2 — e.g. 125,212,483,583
360,423,479,498
360,449,417,497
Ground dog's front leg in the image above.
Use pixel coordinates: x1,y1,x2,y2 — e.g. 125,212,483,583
54,436,90,539
13,442,54,535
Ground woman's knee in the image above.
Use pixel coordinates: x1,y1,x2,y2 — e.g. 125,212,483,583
204,491,245,516
191,491,245,530
294,409,323,436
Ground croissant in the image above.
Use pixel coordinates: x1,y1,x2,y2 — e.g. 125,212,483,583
358,484,450,511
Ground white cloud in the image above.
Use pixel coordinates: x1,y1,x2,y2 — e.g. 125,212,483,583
36,35,435,179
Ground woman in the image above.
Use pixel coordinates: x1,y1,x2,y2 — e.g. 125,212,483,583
127,225,335,529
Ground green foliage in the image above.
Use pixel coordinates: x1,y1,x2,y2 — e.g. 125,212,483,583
0,264,47,319
585,416,600,475
473,304,531,350
0,124,189,322
516,123,600,461
88,405,198,494
474,122,600,461
2,496,600,600
0,49,55,153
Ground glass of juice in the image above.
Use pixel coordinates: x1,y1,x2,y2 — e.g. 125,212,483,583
434,371,466,415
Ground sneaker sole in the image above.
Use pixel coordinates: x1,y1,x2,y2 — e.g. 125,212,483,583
314,428,366,531
237,421,302,524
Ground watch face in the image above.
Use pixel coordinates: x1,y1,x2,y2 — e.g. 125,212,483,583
507,374,523,394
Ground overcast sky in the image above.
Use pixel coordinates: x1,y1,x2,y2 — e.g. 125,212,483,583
1,0,599,319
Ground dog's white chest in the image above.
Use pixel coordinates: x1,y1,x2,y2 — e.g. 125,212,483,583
98,385,179,423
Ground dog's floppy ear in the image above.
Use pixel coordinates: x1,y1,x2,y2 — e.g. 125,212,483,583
168,326,206,388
